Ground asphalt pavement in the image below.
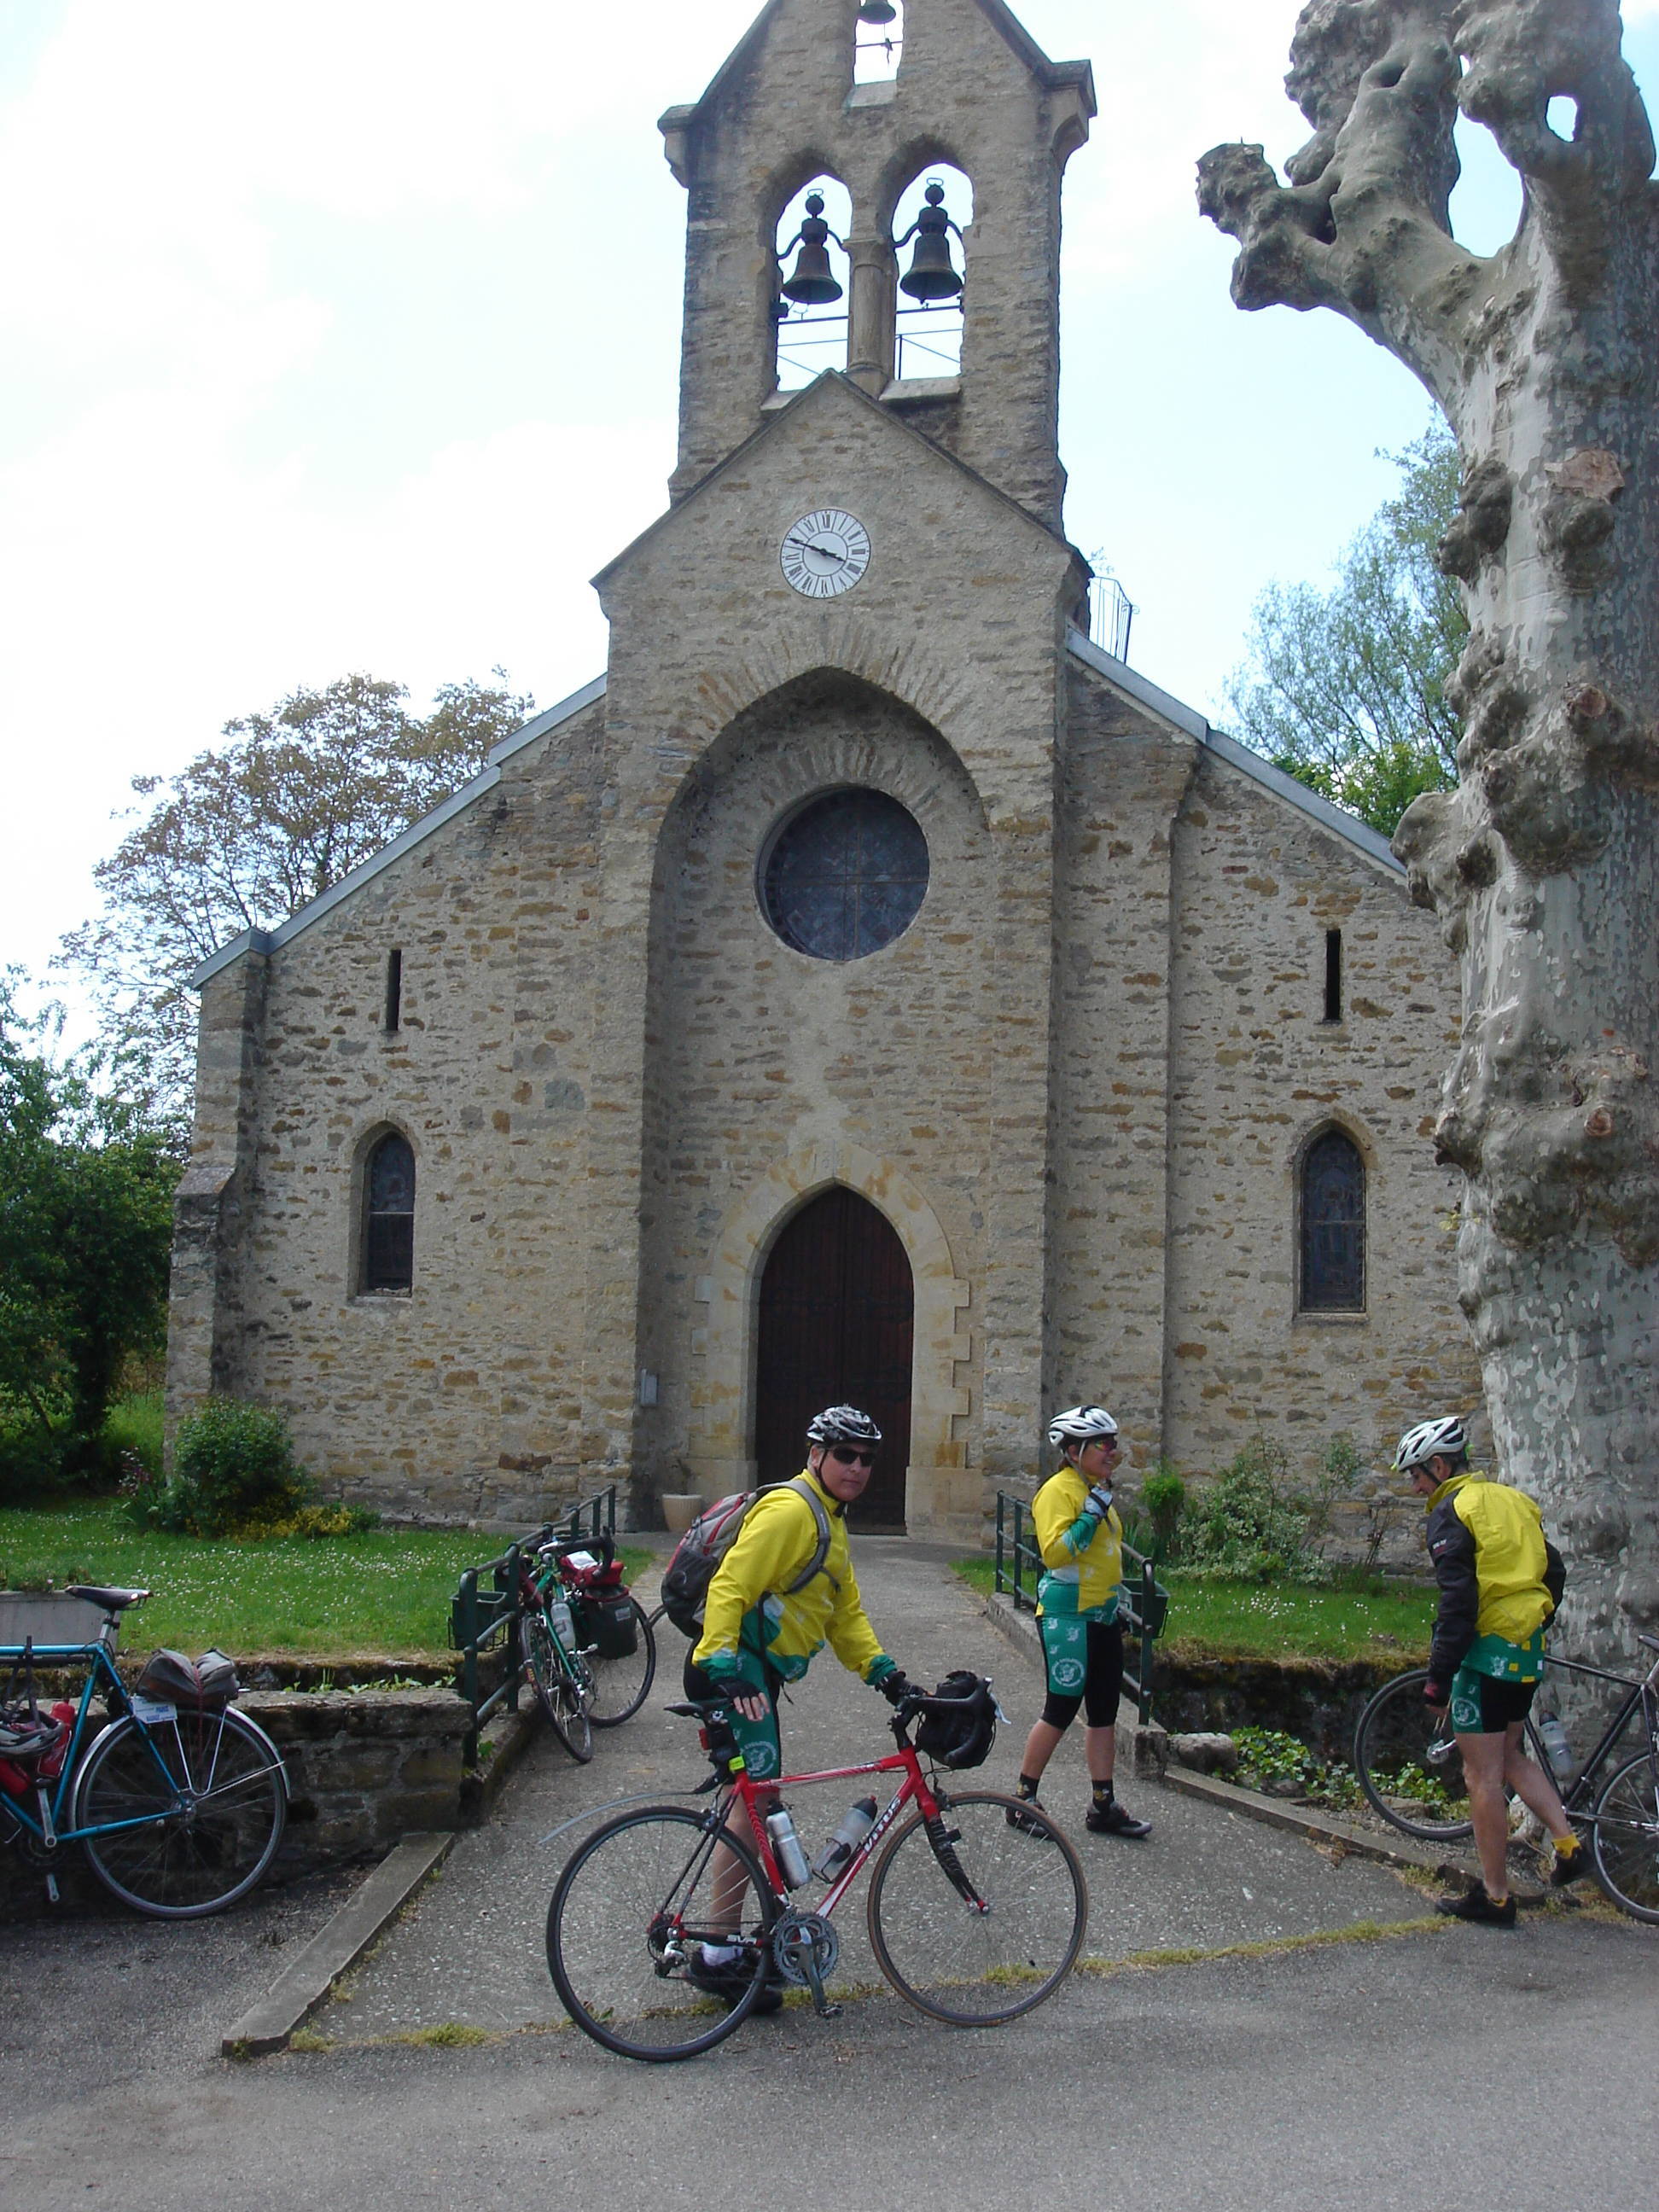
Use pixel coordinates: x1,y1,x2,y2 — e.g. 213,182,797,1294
2,1536,1653,2210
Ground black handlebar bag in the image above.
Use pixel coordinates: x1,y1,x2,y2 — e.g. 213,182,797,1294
134,1648,241,1708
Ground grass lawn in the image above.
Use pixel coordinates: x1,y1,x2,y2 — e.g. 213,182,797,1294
0,1501,650,1662
952,1557,1433,1664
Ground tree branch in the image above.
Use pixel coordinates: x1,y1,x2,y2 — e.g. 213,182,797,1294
1452,0,1656,294
1200,2,1487,404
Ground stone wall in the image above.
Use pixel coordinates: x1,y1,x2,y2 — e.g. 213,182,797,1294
0,1691,471,1919
245,1691,471,1869
168,696,609,1527
1158,731,1482,1483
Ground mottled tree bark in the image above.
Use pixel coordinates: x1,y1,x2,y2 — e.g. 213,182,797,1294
1200,1,1659,1658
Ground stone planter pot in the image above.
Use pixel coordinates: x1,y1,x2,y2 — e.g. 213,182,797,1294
661,1492,704,1534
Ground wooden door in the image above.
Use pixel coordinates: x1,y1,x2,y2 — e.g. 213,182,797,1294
754,1186,913,1528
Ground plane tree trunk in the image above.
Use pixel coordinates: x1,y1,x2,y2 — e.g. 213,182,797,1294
1199,0,1659,1657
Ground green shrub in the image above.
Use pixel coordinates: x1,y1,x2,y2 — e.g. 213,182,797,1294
136,1397,312,1536
1140,1463,1187,1557
1180,1436,1333,1584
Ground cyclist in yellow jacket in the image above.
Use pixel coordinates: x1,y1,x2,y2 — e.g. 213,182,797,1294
1009,1405,1150,1839
1397,1415,1585,1924
685,1405,913,2005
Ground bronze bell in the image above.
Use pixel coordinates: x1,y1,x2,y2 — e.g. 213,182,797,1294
780,193,844,306
858,0,899,22
899,180,963,301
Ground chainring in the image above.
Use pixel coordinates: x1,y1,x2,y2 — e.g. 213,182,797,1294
771,1908,840,1988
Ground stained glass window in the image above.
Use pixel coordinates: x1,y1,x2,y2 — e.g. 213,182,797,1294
1301,1129,1365,1311
761,789,928,961
363,1132,415,1293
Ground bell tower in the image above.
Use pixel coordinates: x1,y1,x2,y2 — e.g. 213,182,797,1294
658,0,1094,532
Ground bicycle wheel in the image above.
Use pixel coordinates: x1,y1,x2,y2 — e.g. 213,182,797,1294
524,1611,593,1763
1590,1752,1659,1923
1353,1669,1475,1841
74,1709,286,1918
547,1805,777,2061
585,1598,657,1729
866,1790,1088,2026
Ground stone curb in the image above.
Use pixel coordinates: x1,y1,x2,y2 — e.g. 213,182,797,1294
221,1831,456,2058
460,1707,537,1825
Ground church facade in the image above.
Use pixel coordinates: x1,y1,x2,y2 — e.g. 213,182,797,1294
166,0,1481,1539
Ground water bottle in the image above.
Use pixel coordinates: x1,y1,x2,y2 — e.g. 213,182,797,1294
812,1796,879,1883
765,1808,812,1889
1537,1712,1574,1781
547,1598,575,1652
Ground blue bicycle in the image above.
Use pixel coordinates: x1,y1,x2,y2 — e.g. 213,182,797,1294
0,1587,288,1918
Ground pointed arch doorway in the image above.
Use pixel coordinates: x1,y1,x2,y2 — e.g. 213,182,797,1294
754,1186,913,1529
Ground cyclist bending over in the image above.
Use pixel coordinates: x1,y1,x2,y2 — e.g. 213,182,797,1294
1010,1405,1150,1840
1397,1415,1586,1924
684,1404,915,2007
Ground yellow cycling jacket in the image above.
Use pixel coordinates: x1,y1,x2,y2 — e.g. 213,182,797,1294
1031,1465,1123,1615
1424,1471,1565,1682
693,1468,890,1686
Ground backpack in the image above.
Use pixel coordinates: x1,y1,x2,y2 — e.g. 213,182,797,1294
659,1477,837,1639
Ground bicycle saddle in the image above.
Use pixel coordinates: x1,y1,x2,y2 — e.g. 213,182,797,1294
62,1586,150,1613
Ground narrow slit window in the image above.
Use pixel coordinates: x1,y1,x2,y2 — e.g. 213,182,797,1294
384,948,403,1033
1300,1129,1365,1312
1323,929,1342,1024
363,1132,415,1294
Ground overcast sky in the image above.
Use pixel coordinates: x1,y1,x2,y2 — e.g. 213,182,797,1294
6,0,1659,1040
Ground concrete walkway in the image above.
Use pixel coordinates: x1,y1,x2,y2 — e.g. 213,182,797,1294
337,1538,1423,2035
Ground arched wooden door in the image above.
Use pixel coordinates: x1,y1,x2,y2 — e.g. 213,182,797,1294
754,1186,913,1529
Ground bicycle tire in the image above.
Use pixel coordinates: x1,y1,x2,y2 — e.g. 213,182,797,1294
73,1708,287,1918
1589,1751,1659,1924
866,1790,1088,2026
524,1611,593,1763
1353,1669,1475,1841
585,1597,657,1729
546,1804,777,2061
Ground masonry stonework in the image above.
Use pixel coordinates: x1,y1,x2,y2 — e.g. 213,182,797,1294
168,0,1481,1540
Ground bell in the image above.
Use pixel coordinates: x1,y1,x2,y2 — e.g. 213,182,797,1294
779,192,844,306
899,182,963,301
858,0,899,22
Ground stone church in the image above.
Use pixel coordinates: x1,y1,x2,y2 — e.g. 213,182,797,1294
167,0,1481,1540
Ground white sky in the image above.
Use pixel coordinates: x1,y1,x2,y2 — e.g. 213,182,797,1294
5,0,1659,1039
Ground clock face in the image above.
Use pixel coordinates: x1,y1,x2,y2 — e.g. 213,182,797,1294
781,509,870,598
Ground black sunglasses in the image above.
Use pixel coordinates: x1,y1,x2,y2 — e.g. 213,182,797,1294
827,1446,876,1467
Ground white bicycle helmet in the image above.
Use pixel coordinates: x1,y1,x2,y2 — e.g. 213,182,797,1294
1393,1416,1468,1473
1046,1405,1119,1452
806,1405,883,1447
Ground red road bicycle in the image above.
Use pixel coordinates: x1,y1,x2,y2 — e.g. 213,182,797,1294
544,1678,1088,2061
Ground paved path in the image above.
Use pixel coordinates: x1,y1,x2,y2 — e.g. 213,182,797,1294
339,1539,1422,2034
3,1539,1652,2211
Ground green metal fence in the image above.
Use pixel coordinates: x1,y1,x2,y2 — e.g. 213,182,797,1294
449,1484,618,1764
992,1490,1169,1725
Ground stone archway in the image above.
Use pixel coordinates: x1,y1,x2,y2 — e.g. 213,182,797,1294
688,1139,975,1537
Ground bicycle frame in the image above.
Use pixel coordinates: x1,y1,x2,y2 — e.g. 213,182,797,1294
707,1732,962,1921
1537,1644,1659,1823
1,1632,276,1853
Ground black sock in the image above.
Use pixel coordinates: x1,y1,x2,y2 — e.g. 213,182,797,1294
1091,1780,1115,1807
1016,1774,1041,1800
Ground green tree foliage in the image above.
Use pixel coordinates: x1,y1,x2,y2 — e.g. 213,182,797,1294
1225,423,1465,836
0,979,179,1492
61,671,536,1115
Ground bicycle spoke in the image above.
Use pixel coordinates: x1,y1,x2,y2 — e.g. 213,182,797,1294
866,1792,1087,2025
584,1598,657,1728
547,1806,775,2060
1591,1753,1659,1923
1353,1671,1475,1841
75,1711,286,1918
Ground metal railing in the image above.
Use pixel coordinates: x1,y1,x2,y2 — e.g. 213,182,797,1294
449,1484,617,1764
993,1491,1169,1725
